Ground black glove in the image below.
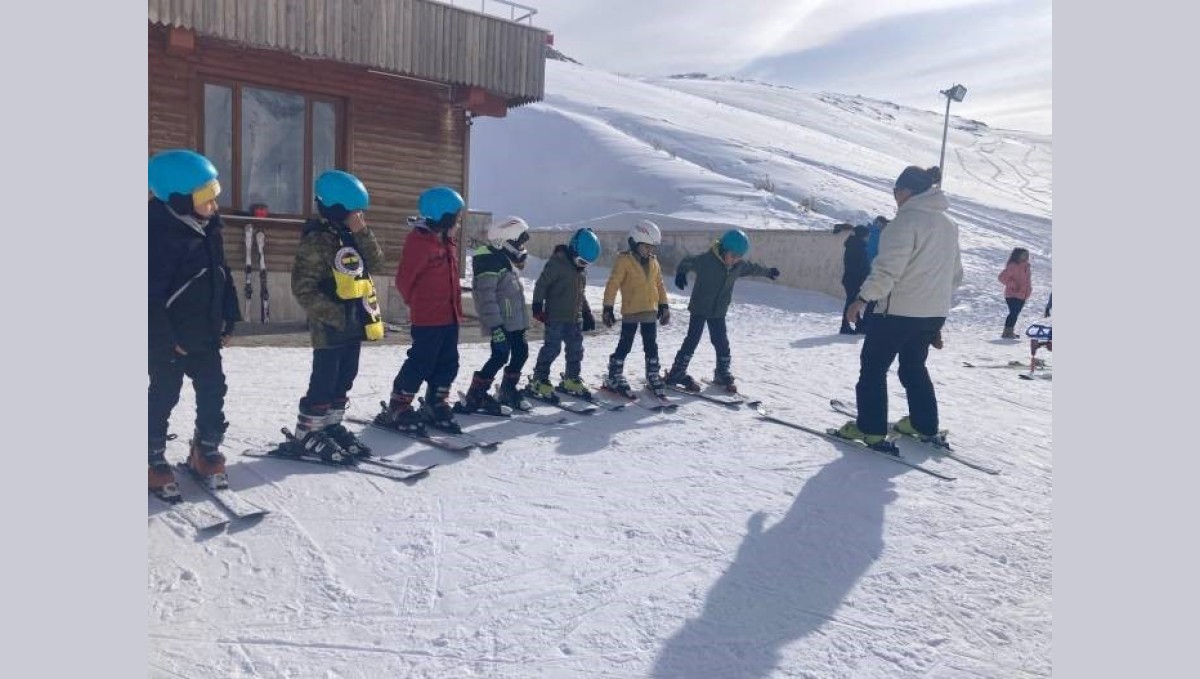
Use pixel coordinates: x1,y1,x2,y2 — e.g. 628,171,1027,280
657,304,671,325
766,267,780,280
581,309,596,332
675,270,688,290
531,301,547,324
931,330,944,350
602,306,616,328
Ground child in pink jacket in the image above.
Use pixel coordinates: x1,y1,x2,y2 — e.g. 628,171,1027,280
998,247,1032,338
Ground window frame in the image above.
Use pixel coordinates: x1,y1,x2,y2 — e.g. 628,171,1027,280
196,78,345,218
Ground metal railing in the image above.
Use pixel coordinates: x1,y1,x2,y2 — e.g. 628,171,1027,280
442,0,538,24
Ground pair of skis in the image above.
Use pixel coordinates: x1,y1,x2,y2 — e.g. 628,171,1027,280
150,464,271,532
754,398,1000,480
243,225,270,323
347,403,502,453
451,392,570,425
519,374,639,414
591,375,680,412
664,379,760,408
241,428,437,481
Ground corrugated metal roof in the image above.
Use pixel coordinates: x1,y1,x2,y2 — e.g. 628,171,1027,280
149,0,546,104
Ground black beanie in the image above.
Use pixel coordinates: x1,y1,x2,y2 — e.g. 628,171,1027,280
894,166,942,195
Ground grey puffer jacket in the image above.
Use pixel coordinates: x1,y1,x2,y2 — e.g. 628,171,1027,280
471,246,529,334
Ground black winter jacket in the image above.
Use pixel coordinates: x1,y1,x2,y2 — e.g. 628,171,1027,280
148,200,241,357
842,234,870,289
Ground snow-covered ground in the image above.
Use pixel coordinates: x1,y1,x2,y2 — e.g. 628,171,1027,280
149,59,1051,678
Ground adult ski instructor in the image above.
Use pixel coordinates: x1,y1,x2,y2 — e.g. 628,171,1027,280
839,165,963,449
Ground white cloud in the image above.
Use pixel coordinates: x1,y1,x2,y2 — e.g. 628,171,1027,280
520,0,1051,132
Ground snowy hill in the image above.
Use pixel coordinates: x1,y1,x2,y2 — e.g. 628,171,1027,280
149,59,1052,678
471,60,1052,323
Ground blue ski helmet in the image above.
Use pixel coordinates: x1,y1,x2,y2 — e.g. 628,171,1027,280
417,186,465,222
718,229,750,256
148,149,220,204
568,227,601,265
315,170,369,211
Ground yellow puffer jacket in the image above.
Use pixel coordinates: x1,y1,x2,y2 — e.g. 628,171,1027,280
603,251,668,315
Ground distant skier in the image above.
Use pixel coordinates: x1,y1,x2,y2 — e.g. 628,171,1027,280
457,216,534,414
286,170,385,463
840,225,870,334
664,229,779,392
526,228,602,401
148,149,241,499
842,165,963,448
375,186,466,435
998,247,1033,338
601,220,670,398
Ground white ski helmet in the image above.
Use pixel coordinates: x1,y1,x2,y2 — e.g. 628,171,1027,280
487,216,531,260
629,219,662,246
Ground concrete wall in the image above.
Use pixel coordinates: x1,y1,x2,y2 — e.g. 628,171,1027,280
248,223,850,324
525,228,849,299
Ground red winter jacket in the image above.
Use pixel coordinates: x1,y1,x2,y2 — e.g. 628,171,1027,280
395,226,463,326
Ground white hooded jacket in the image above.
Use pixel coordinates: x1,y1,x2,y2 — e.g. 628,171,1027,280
858,188,963,318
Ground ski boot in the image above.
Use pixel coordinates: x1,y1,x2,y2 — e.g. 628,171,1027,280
148,445,180,503
420,386,462,434
664,355,700,392
374,391,427,435
603,357,637,398
712,356,738,394
833,421,900,454
645,357,667,398
892,416,950,447
286,403,355,464
324,400,372,458
497,369,530,410
525,374,560,403
456,372,506,416
556,373,592,400
188,427,229,489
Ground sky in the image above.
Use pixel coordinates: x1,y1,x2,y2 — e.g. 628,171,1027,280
150,59,1053,677
504,0,1052,134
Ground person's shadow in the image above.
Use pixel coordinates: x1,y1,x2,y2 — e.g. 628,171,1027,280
651,452,903,679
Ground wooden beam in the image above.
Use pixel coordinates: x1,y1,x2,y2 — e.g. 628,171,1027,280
166,27,196,56
456,86,507,119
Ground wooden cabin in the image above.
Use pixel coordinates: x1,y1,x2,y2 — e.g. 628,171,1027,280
148,0,548,323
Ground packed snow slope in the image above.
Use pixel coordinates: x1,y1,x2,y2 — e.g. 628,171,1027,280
150,59,1052,678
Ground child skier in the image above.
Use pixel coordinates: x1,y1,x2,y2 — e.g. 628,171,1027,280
665,229,779,393
287,170,385,463
601,220,671,397
526,228,602,401
148,149,242,500
457,216,534,414
375,186,466,435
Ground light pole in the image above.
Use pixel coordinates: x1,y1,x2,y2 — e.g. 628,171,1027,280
938,84,967,183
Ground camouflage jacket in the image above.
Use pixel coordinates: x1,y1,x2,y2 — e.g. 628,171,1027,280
291,219,385,348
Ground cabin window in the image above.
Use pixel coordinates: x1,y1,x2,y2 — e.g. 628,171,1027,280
200,81,342,216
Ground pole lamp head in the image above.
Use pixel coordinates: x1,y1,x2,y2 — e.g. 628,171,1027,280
942,84,968,102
